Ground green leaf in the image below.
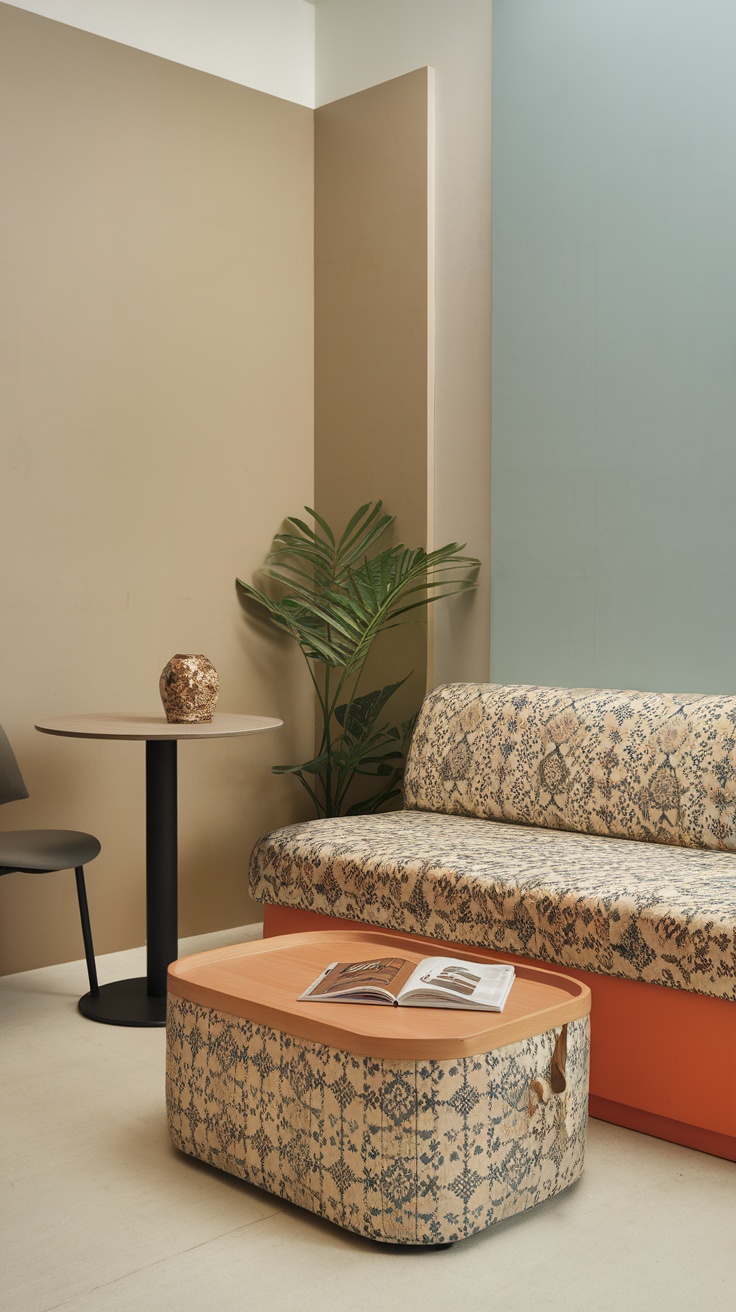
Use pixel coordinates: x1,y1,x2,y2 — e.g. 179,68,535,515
337,502,376,548
336,501,390,557
333,678,407,740
346,786,402,815
272,753,331,776
282,517,330,546
303,505,336,546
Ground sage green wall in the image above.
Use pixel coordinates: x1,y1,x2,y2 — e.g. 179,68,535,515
491,0,736,694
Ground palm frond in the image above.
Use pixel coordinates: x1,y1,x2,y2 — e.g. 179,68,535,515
237,502,479,816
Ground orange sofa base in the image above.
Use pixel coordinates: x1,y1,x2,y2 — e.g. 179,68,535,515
263,903,736,1162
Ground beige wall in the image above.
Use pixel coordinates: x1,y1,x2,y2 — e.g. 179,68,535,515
315,1,492,686
0,4,315,974
314,70,433,741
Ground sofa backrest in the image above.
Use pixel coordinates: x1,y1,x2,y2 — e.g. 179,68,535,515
403,683,736,850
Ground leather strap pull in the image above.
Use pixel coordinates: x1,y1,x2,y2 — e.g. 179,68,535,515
550,1024,568,1094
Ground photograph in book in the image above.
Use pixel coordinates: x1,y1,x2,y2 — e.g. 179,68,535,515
298,955,516,1011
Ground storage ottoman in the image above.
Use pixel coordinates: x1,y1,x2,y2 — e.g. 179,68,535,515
166,931,591,1246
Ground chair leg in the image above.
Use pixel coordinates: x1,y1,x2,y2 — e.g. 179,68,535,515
74,866,100,997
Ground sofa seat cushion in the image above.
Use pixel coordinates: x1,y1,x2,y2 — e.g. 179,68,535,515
249,810,736,1001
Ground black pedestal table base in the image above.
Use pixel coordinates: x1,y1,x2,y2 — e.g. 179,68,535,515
78,977,166,1027
80,740,178,1028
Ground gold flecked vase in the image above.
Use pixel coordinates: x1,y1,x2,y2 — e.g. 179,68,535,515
159,654,219,724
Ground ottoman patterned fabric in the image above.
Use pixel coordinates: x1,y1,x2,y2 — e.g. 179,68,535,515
249,810,736,1001
167,996,589,1245
404,683,736,851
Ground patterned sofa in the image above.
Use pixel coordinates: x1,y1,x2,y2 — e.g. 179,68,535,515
249,683,736,1161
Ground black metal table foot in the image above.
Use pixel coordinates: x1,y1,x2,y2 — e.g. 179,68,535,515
78,977,166,1027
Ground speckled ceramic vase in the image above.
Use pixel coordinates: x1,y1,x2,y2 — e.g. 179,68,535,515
159,654,219,724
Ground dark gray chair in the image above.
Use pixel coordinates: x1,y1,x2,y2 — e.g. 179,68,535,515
0,724,100,998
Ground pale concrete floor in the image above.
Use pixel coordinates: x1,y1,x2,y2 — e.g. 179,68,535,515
1,926,734,1312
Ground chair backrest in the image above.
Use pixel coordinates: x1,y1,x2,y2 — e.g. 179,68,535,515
0,725,30,805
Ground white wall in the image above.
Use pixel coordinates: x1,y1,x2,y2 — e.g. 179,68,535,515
5,0,316,104
315,0,493,684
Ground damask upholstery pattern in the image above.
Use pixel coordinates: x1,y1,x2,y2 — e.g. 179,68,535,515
404,683,736,851
167,996,589,1245
248,809,736,1000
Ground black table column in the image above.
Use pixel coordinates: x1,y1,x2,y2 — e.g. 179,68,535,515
145,739,178,1002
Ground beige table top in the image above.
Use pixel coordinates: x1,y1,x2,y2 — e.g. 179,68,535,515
168,929,591,1060
35,711,283,741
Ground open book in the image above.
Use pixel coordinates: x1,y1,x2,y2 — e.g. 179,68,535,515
298,955,515,1012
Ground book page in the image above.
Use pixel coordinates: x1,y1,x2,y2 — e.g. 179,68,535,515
298,957,417,1003
398,957,515,1010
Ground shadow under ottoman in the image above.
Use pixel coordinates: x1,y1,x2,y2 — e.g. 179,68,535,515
166,931,591,1246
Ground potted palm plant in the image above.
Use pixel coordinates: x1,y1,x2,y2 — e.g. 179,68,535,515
237,501,479,817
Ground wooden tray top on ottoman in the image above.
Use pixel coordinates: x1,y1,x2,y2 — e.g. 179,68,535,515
166,931,591,1246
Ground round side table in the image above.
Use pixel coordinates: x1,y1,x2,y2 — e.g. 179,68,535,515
35,712,282,1027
